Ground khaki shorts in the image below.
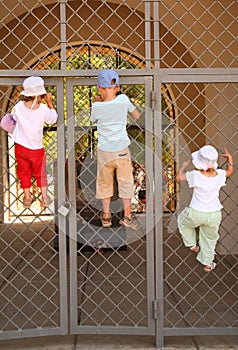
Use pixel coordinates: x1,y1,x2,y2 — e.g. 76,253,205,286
96,147,134,199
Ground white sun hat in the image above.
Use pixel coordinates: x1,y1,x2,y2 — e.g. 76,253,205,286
192,145,218,171
21,76,47,96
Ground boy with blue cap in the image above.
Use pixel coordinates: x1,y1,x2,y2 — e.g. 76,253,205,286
91,69,140,228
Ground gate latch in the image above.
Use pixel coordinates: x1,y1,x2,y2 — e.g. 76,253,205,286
58,201,71,217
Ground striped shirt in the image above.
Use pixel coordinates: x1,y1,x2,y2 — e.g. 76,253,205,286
90,94,135,152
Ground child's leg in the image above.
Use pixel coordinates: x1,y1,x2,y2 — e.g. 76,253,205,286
122,198,132,219
15,144,32,191
40,186,51,207
196,211,221,266
96,149,114,205
22,187,32,208
23,188,31,200
116,148,134,220
102,197,111,218
31,148,49,204
177,207,198,248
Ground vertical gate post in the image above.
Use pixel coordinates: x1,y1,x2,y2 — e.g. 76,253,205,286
153,76,164,349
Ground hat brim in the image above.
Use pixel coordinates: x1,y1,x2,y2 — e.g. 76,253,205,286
21,88,47,96
192,150,218,170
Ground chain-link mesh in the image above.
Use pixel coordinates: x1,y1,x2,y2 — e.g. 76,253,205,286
0,0,237,345
0,80,63,336
67,80,152,330
158,1,237,68
162,82,238,328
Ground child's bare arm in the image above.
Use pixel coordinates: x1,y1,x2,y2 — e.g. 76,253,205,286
220,148,234,177
176,160,190,181
129,107,140,120
44,93,54,109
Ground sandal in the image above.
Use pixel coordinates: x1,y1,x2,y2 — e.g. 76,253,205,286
101,215,112,228
41,196,52,208
204,262,216,272
190,245,199,253
23,197,32,209
119,216,137,230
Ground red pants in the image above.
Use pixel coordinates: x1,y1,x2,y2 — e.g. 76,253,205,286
15,144,48,189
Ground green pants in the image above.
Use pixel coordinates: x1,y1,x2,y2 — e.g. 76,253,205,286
177,207,221,266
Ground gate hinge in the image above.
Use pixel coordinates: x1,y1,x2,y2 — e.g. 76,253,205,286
151,91,157,110
153,299,158,319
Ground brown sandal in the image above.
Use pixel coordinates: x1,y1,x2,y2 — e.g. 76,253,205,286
41,196,51,208
23,197,32,209
119,216,138,230
101,215,112,228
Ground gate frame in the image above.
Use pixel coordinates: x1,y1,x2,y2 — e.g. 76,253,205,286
0,76,68,339
154,71,238,349
0,68,238,347
66,75,157,336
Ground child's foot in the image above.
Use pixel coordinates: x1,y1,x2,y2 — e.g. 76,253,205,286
101,214,112,228
119,216,138,230
23,197,32,209
190,245,199,253
41,196,51,208
204,262,216,272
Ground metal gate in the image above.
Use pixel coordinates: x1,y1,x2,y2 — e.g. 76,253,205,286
66,76,155,335
0,77,68,339
0,0,238,349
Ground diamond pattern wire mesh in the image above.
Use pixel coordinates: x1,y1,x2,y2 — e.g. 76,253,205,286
0,222,61,331
158,1,237,68
0,1,60,70
65,0,146,70
0,80,60,333
71,82,149,327
162,82,238,328
0,0,237,341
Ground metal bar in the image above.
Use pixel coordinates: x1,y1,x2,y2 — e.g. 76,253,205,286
153,1,160,69
144,1,151,70
145,76,156,333
59,0,67,71
153,75,164,349
0,68,237,81
56,77,68,334
163,327,238,336
0,327,68,340
76,326,152,335
66,79,78,334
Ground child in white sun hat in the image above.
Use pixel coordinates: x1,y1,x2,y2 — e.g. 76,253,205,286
176,145,234,272
12,76,58,209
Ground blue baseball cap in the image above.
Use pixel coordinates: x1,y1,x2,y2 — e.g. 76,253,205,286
97,69,119,88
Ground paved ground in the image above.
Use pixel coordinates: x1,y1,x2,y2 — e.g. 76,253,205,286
0,334,238,350
0,221,237,350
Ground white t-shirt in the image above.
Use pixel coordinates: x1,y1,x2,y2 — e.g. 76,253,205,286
186,169,226,212
12,101,58,149
90,94,135,152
